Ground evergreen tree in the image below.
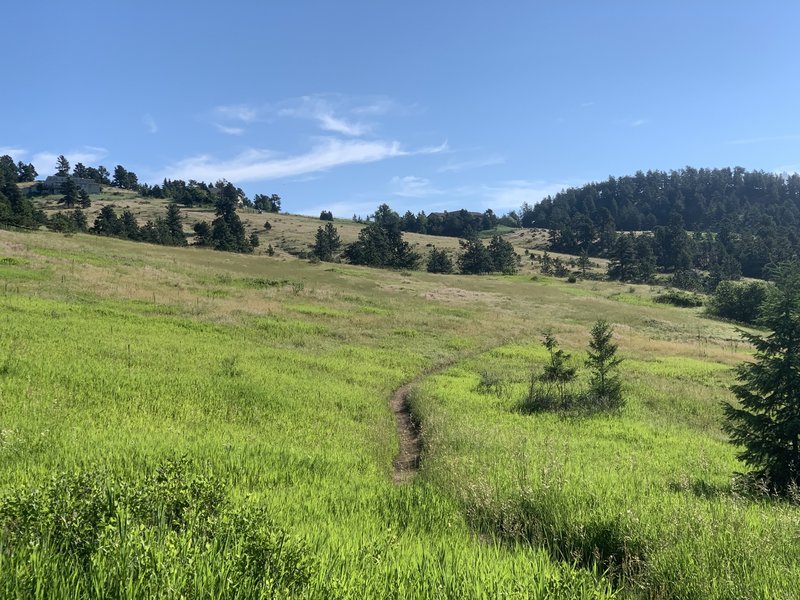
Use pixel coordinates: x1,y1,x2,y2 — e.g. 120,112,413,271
0,158,39,226
72,162,89,179
71,208,88,232
248,232,260,248
724,262,800,492
59,177,78,208
92,205,121,236
16,161,37,182
344,209,419,269
193,221,211,246
313,222,342,261
253,193,281,212
210,183,251,252
540,332,577,406
55,155,70,177
457,236,492,274
78,189,91,208
487,235,519,274
586,320,624,408
119,209,140,240
164,203,186,245
426,246,454,274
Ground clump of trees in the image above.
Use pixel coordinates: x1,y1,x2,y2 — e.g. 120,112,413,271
426,247,454,274
319,210,333,221
0,155,42,228
88,203,187,246
399,207,519,238
254,194,281,213
521,321,624,413
344,204,420,269
707,280,771,325
193,183,255,253
458,235,519,275
312,222,342,261
724,262,800,494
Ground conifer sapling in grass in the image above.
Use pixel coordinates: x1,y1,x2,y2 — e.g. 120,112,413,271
586,320,624,409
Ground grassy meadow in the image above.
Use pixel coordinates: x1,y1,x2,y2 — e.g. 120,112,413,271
0,225,797,598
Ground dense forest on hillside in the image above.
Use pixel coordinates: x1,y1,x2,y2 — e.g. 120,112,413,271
525,167,800,281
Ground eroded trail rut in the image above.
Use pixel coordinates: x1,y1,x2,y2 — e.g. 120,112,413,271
388,340,520,484
390,382,421,484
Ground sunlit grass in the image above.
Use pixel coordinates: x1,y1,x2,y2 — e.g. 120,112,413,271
0,226,793,597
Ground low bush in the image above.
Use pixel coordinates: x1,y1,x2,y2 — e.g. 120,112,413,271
654,289,704,308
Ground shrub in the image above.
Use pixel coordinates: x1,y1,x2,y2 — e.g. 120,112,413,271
654,289,704,308
707,280,771,324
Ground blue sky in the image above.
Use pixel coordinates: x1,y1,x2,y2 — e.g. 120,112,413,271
2,1,799,216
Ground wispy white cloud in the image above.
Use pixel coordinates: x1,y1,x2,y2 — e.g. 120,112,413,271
278,96,369,136
161,137,446,183
438,155,505,173
208,94,416,137
213,123,246,136
390,175,446,198
630,118,648,128
0,147,27,160
31,147,109,176
729,134,800,145
481,180,567,210
214,104,259,123
387,175,566,211
143,114,158,134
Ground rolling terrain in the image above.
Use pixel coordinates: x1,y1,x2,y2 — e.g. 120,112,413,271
0,222,797,598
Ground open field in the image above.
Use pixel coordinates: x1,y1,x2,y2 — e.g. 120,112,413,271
0,226,796,598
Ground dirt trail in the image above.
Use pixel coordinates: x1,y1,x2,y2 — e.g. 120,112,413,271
389,337,523,484
390,381,421,484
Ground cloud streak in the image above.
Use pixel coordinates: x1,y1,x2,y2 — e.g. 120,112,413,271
388,175,567,210
213,123,245,135
162,138,446,183
278,96,369,136
437,155,505,173
143,114,158,134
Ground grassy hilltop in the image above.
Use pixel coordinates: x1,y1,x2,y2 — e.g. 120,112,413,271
0,226,798,598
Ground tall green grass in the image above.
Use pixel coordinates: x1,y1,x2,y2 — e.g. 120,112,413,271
0,230,615,598
413,344,800,598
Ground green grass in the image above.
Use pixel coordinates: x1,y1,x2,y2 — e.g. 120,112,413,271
413,341,800,598
0,227,795,598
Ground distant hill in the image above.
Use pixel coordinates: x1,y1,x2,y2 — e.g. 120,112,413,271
524,167,800,280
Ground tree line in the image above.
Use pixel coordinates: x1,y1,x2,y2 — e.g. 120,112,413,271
313,203,520,275
394,208,520,238
526,167,800,283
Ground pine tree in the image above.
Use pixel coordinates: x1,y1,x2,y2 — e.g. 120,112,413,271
723,262,800,492
55,155,70,177
313,222,341,261
59,177,78,208
164,203,186,245
540,332,577,406
426,246,453,273
78,189,91,208
457,236,492,274
487,235,519,274
586,320,624,408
